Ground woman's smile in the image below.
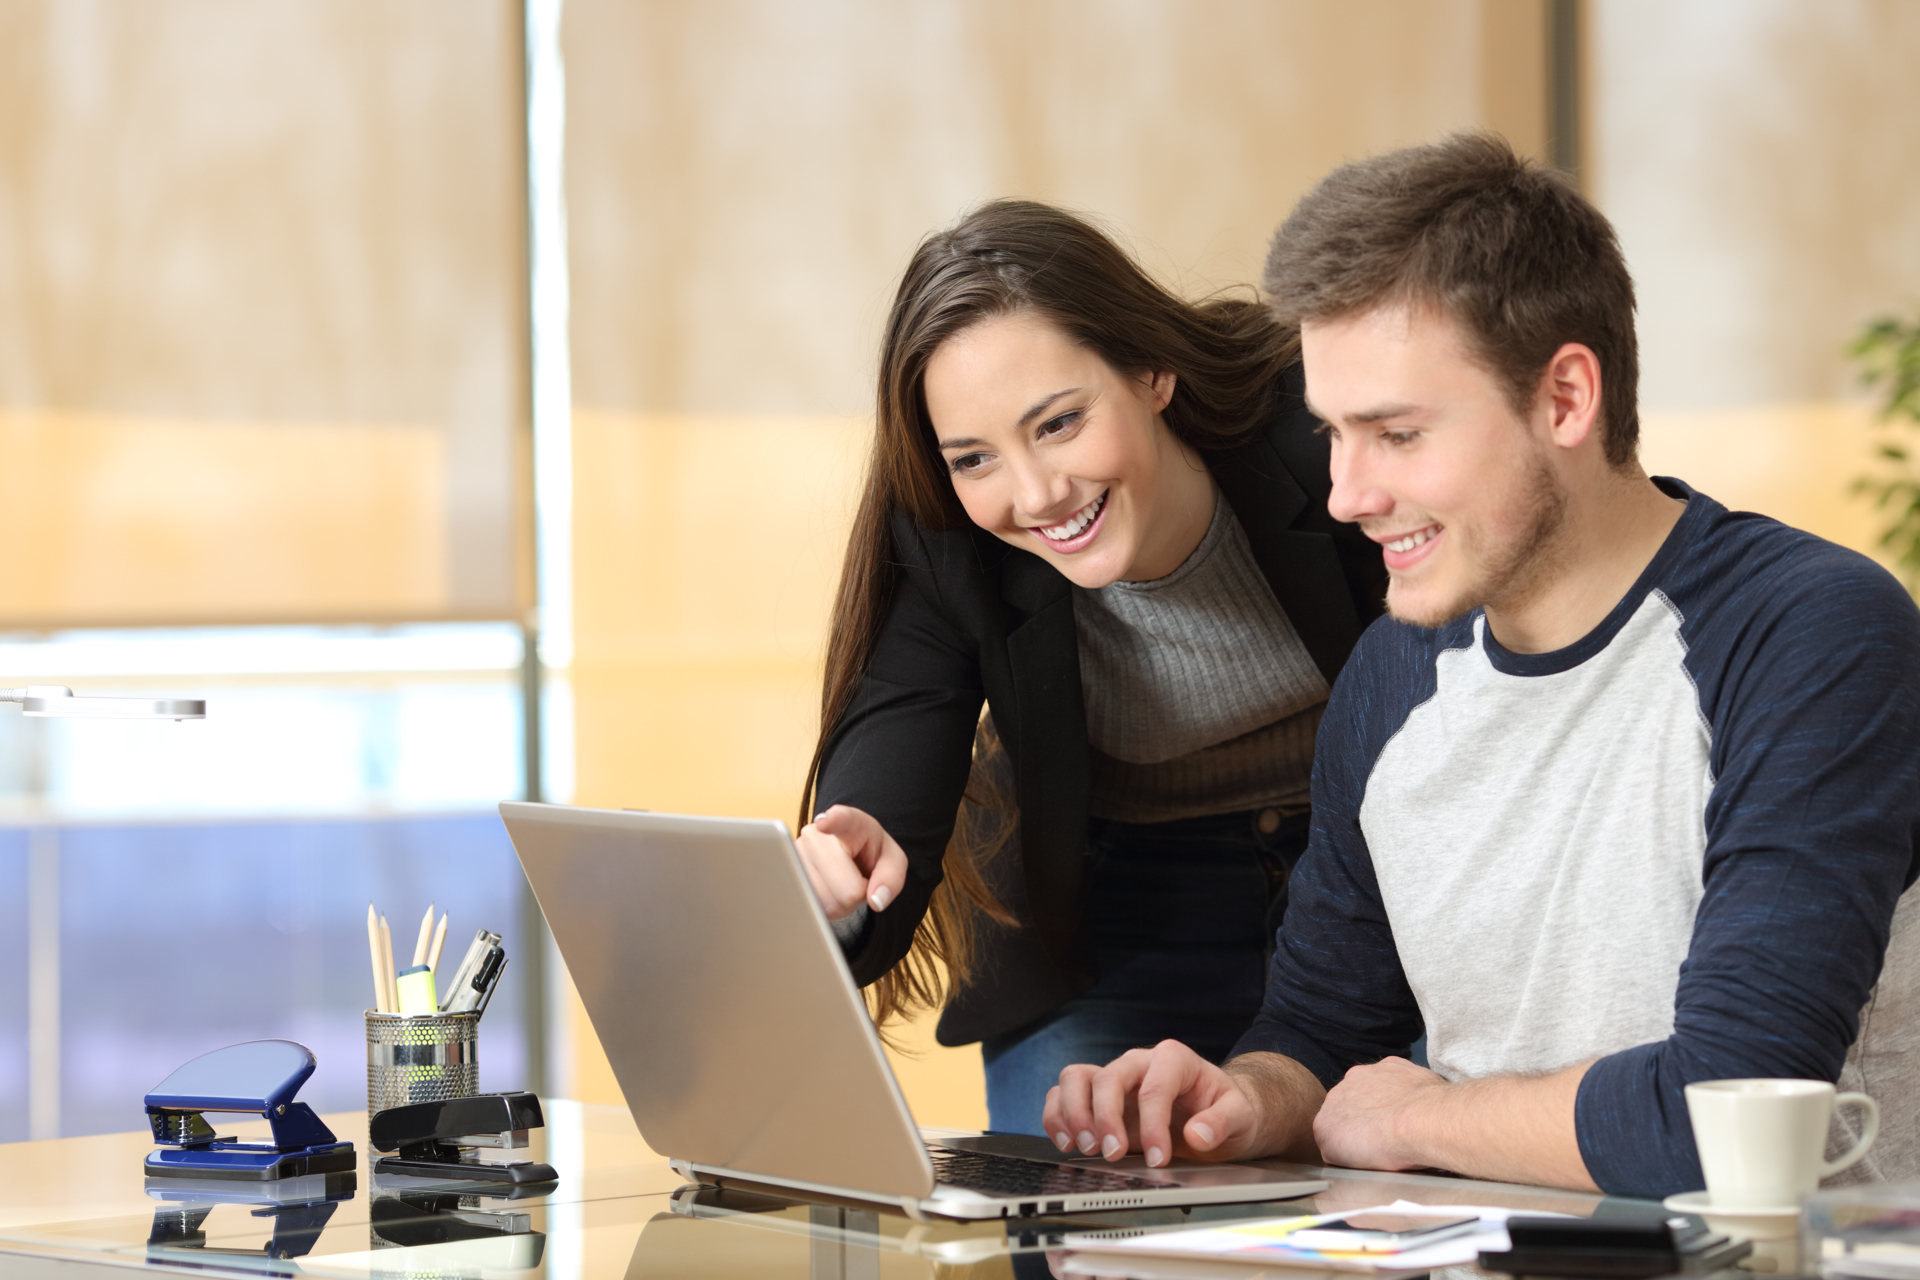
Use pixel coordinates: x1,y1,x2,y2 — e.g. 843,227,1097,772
1032,490,1109,552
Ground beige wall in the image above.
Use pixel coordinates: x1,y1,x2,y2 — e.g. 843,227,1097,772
1592,0,1920,412
0,410,447,625
560,0,1569,1125
1587,1,1920,577
564,0,1553,418
0,0,531,624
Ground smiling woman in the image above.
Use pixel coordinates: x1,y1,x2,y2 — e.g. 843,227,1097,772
791,200,1388,1136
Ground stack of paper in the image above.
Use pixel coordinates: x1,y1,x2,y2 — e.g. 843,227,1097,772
1059,1200,1547,1278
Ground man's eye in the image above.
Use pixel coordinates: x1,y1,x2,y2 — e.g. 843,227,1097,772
1384,430,1419,447
949,452,990,475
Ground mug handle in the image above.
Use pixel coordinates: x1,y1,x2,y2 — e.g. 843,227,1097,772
1821,1092,1880,1177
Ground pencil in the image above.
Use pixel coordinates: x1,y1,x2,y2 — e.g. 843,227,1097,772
367,903,388,1013
427,912,449,975
412,901,436,967
378,914,398,1014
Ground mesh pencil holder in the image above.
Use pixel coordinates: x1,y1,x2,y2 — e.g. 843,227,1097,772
365,1011,480,1120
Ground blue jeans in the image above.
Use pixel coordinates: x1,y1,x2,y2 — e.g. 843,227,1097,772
980,807,1308,1136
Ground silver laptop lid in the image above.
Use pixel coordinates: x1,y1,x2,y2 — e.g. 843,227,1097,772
500,802,936,1200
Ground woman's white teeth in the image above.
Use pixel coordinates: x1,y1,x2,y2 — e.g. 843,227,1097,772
1387,526,1438,553
1040,493,1106,541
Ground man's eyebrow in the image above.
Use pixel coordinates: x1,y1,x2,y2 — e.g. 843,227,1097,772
1305,398,1421,425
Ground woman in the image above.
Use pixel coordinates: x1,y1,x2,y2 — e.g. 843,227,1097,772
796,199,1384,1137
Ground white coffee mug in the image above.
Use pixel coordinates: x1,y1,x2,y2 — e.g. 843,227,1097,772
1684,1078,1879,1209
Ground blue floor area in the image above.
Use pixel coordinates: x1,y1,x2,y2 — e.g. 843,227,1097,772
2,812,530,1140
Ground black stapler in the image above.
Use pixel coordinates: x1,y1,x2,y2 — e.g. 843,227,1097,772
369,1092,559,1185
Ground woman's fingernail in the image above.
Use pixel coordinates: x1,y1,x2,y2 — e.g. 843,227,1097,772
1146,1146,1164,1167
1190,1121,1216,1147
1077,1130,1096,1153
1053,1131,1071,1151
870,885,892,910
1101,1134,1121,1158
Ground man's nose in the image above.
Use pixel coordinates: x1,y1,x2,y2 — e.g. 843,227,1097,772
1326,438,1390,526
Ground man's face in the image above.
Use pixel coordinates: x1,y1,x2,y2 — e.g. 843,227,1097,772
1304,304,1566,629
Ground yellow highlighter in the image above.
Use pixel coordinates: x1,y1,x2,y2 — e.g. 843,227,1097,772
395,964,440,1015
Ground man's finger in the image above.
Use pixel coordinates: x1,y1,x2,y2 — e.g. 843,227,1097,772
1052,1062,1104,1155
1183,1087,1254,1158
1134,1041,1204,1167
1090,1049,1154,1160
1040,1084,1073,1151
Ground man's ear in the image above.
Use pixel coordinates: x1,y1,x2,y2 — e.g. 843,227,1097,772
1542,344,1602,451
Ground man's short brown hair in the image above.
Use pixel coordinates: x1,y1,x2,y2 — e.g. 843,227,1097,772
1265,132,1640,466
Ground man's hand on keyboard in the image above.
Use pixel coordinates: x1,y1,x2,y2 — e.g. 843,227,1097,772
1042,1040,1261,1169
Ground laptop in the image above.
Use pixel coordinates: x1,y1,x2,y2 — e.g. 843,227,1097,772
499,801,1328,1221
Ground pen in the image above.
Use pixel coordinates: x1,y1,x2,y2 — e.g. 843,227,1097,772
439,929,499,1012
447,944,505,1014
471,952,506,1017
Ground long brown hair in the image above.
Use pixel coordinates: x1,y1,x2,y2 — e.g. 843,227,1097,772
800,199,1295,1029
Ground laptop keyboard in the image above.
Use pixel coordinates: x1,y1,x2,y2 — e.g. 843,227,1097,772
928,1147,1172,1196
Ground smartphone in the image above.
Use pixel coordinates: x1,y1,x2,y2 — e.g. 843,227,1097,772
1289,1212,1481,1253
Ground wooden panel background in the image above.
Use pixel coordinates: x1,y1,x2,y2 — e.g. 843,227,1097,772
0,0,530,625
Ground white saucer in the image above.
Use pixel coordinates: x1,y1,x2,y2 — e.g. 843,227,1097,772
1663,1190,1801,1239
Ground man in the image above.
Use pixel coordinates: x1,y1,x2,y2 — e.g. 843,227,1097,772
1041,133,1920,1198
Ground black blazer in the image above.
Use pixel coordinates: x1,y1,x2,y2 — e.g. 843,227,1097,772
815,366,1386,1046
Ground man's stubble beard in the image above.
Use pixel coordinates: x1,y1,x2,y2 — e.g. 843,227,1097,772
1385,449,1570,630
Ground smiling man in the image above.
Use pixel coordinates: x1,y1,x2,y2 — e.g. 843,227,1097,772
1043,133,1920,1197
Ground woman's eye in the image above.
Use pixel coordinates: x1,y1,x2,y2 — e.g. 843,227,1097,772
1037,410,1082,439
949,452,990,475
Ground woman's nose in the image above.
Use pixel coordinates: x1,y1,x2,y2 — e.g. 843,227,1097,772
1010,459,1070,520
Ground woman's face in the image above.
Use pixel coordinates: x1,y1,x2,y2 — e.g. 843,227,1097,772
922,312,1211,588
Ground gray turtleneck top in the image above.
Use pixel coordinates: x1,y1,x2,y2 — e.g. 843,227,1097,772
1072,489,1328,822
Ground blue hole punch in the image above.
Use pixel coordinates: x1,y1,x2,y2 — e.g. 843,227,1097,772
144,1040,356,1182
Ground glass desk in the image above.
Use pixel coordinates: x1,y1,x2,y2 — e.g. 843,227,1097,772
0,1101,1757,1279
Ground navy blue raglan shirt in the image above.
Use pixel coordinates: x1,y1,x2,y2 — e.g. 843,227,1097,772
1233,480,1920,1197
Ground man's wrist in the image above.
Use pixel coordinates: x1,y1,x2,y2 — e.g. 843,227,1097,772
1223,1052,1326,1162
1386,1068,1453,1168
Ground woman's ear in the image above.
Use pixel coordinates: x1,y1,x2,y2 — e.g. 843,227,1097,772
1147,369,1177,412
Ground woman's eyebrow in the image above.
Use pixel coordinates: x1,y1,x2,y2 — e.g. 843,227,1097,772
1017,388,1079,428
937,387,1083,451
